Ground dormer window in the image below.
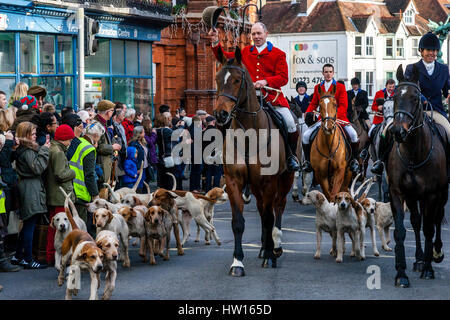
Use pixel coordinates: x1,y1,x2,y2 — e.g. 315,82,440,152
404,9,414,25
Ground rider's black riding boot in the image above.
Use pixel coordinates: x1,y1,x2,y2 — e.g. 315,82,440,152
287,131,300,172
371,134,387,175
359,139,370,160
302,143,313,173
350,141,361,173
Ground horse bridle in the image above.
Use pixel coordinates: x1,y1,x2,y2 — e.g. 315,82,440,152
318,94,337,131
393,82,424,137
394,81,434,172
216,65,261,127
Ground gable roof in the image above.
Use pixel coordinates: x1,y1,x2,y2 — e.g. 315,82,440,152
262,0,437,36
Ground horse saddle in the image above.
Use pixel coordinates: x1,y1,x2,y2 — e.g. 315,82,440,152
262,102,288,137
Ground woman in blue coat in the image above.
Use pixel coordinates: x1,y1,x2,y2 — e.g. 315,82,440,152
121,146,138,189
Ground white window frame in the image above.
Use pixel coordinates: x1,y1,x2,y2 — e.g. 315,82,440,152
385,37,394,57
355,36,362,56
412,38,419,57
365,71,374,97
355,71,363,83
396,38,404,58
404,9,414,25
385,71,394,84
366,36,374,56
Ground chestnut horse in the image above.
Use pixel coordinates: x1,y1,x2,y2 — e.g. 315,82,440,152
213,47,295,276
310,86,352,201
387,65,447,288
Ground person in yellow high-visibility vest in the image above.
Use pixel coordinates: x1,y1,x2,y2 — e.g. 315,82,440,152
1,187,19,272
68,121,104,237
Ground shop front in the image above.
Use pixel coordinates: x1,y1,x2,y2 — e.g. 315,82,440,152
0,0,172,114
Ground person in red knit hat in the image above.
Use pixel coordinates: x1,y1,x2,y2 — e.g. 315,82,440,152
45,124,76,266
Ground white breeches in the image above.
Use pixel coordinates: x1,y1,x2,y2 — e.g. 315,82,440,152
344,125,359,143
425,111,450,139
368,124,377,138
302,121,359,145
274,106,297,133
302,121,321,145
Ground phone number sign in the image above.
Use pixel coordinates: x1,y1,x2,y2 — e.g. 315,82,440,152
290,40,338,90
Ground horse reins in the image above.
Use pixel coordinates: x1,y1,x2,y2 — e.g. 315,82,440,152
217,65,262,127
394,81,434,172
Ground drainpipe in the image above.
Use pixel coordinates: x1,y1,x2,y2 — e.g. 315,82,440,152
77,7,85,109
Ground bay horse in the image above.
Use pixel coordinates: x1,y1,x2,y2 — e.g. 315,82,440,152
387,64,447,288
213,46,295,276
310,86,352,201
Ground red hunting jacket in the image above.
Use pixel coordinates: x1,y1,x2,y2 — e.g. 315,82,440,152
211,42,290,108
306,80,350,125
372,88,394,125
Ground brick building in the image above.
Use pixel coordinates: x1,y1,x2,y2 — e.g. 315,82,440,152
152,0,257,115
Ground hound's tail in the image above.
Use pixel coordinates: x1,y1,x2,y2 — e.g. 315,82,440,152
60,187,79,230
132,161,144,192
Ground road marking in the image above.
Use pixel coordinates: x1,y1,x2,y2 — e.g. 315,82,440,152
282,227,316,234
292,214,315,219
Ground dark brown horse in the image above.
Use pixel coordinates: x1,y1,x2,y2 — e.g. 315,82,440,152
349,99,370,180
213,47,295,276
387,64,447,288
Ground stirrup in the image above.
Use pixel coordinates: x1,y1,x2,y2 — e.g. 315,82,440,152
350,159,360,173
359,149,368,160
287,155,300,172
302,160,313,173
371,160,384,175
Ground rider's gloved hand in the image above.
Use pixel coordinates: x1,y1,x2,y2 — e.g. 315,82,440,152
305,112,315,127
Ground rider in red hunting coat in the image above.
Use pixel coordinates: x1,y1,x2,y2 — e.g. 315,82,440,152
209,22,299,172
302,64,360,173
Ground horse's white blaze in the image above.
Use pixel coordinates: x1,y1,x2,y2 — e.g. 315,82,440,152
401,88,407,96
224,71,231,84
324,98,330,118
272,227,282,248
231,258,244,269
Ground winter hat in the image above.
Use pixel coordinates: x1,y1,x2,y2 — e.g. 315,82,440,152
55,124,75,141
205,115,216,123
97,100,115,112
20,95,37,109
296,81,307,91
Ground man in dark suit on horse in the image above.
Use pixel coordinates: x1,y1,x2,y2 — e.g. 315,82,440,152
302,64,361,173
294,81,311,114
347,77,370,129
208,22,300,172
371,32,450,176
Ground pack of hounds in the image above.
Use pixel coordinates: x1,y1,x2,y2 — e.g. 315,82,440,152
301,173,394,263
52,172,229,300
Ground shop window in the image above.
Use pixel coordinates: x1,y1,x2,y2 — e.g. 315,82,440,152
58,36,73,74
85,39,110,74
20,34,37,74
126,41,138,75
112,77,151,113
23,76,74,111
139,42,151,76
112,40,125,74
0,78,16,99
84,77,110,106
0,33,15,73
40,35,56,74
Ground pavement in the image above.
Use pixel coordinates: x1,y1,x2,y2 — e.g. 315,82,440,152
1,177,450,300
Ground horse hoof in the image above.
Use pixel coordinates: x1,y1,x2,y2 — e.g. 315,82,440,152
258,248,264,259
262,258,277,268
420,269,435,280
413,261,425,272
433,249,444,263
395,276,410,288
273,247,283,258
229,266,245,277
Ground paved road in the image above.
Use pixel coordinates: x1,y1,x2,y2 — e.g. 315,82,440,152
1,179,450,300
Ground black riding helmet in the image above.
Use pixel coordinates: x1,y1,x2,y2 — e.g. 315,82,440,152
419,32,440,51
351,77,361,86
296,81,307,91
